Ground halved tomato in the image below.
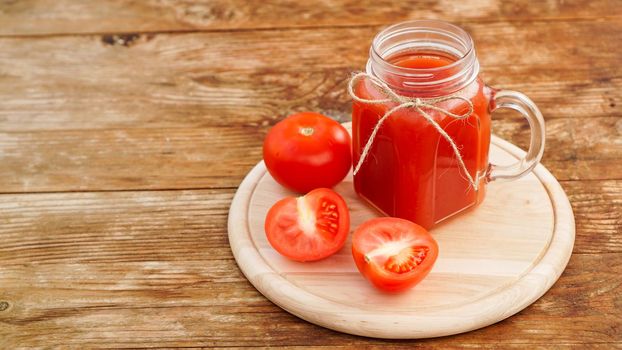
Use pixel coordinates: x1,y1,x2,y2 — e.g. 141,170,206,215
265,188,350,262
352,217,438,292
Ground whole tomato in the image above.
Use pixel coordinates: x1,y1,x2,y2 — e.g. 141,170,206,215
263,112,351,193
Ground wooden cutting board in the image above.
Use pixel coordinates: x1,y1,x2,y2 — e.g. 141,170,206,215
228,128,575,339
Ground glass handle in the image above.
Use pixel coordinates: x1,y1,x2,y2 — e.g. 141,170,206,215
488,90,546,182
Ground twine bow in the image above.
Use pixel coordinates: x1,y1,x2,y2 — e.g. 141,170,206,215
348,72,482,190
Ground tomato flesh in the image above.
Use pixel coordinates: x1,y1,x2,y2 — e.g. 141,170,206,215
352,218,438,292
383,246,429,274
265,188,350,262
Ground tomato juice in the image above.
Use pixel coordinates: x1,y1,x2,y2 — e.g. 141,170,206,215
352,52,492,229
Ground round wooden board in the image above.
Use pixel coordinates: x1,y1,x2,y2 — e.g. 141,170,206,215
228,128,575,339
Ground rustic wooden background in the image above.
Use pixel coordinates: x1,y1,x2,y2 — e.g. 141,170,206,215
0,1,620,348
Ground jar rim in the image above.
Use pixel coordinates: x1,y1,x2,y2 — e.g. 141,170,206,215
367,19,479,95
370,19,475,75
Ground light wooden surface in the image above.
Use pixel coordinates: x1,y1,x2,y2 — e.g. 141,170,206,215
0,0,620,348
229,134,574,338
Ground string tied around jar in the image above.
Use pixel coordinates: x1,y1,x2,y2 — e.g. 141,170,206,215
348,72,482,190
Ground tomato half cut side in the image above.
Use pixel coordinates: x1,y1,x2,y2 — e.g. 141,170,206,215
352,217,438,292
265,188,350,262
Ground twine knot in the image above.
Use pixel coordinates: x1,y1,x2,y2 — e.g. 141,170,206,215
348,72,483,190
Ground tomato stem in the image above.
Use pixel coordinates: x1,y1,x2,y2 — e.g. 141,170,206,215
299,127,314,136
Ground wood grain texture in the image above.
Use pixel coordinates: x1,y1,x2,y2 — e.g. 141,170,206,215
1,254,619,348
0,183,618,262
0,0,620,347
0,0,620,36
0,189,618,347
0,126,264,192
0,21,619,132
1,117,620,193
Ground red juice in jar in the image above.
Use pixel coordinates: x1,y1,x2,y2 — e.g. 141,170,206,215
352,27,492,229
352,20,545,229
352,55,491,229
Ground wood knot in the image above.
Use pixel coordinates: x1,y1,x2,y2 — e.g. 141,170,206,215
101,33,141,47
0,301,9,311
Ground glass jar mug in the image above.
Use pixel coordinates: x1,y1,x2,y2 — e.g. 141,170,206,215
351,20,545,229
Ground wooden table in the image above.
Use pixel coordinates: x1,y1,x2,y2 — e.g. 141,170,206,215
1,1,620,348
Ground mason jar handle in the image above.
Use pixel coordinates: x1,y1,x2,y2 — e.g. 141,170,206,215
488,90,546,182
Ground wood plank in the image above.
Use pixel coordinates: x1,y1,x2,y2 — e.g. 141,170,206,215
562,180,622,253
0,126,264,192
0,0,620,36
0,20,620,132
1,117,620,193
493,117,622,181
0,190,236,265
0,189,619,347
0,183,617,266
